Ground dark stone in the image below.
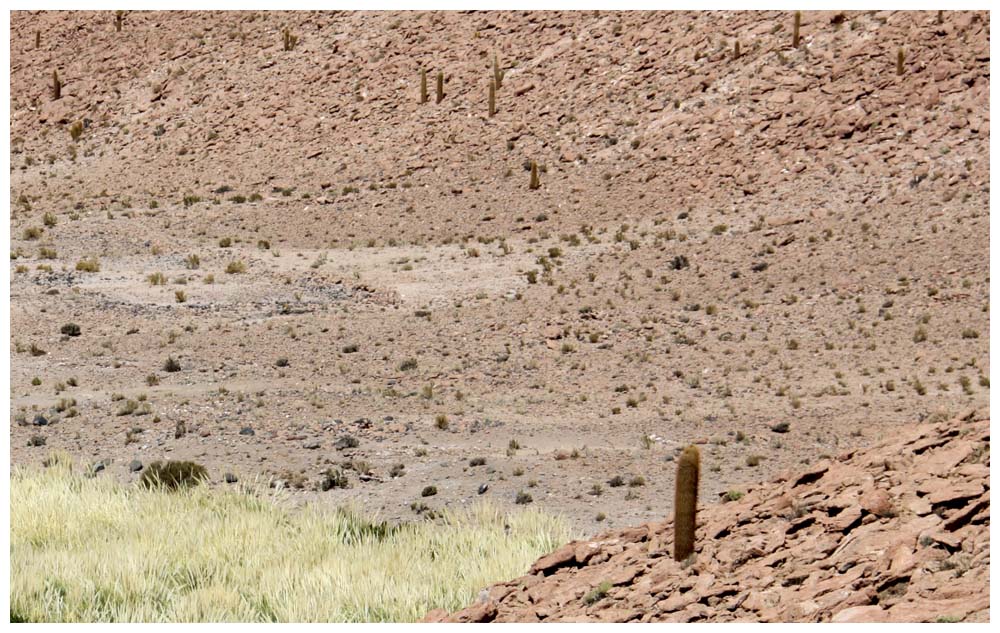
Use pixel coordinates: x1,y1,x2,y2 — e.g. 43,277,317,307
478,483,490,495
771,421,791,433
33,414,49,426
129,460,143,472
239,427,255,436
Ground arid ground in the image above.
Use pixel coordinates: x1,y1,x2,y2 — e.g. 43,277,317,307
9,10,989,535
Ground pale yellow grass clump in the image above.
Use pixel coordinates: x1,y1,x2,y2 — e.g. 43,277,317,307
11,457,571,622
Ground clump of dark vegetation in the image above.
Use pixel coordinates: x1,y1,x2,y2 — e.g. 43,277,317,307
320,468,350,491
60,323,81,337
139,460,208,490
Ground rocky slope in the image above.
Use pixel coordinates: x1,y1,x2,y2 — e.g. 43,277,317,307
11,10,989,246
9,10,990,534
429,410,989,622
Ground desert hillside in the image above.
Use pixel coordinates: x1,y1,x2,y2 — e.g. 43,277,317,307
9,10,990,532
429,410,989,623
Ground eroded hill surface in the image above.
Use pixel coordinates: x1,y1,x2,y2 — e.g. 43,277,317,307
9,10,990,532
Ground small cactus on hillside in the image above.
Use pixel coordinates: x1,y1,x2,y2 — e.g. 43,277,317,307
673,445,700,561
792,11,801,48
51,70,61,100
419,67,428,104
115,10,124,32
529,161,540,190
493,53,504,91
69,121,83,142
436,71,444,104
733,40,741,60
488,78,496,117
897,47,905,75
282,27,297,51
34,30,40,49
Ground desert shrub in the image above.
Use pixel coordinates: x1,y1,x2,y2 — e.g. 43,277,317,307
139,461,208,490
583,581,612,605
320,469,350,491
163,357,181,372
60,323,81,337
75,257,100,272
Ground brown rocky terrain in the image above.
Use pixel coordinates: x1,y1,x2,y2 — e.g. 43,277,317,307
9,10,989,534
429,410,989,622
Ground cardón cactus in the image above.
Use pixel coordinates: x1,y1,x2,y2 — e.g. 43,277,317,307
673,445,700,561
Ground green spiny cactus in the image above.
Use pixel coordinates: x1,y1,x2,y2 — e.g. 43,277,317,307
493,53,503,91
792,11,801,49
51,70,61,101
529,161,540,190
419,67,428,104
436,71,444,104
673,445,700,562
897,47,905,75
488,78,496,118
115,10,124,33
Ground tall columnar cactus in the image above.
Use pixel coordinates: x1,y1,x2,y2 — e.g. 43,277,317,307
896,47,905,75
115,10,124,32
51,70,61,101
673,445,700,562
529,161,540,190
733,40,741,60
35,30,40,49
489,79,496,118
792,11,801,48
493,53,503,91
419,67,428,104
282,28,297,51
937,10,944,25
436,71,444,104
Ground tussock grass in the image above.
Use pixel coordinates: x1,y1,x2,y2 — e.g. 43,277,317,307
11,457,571,622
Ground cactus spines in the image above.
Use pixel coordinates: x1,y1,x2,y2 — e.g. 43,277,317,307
673,445,700,562
792,11,801,49
896,47,905,75
51,70,61,101
493,53,503,91
419,67,428,104
529,161,540,190
488,78,496,118
436,71,444,104
115,10,124,32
